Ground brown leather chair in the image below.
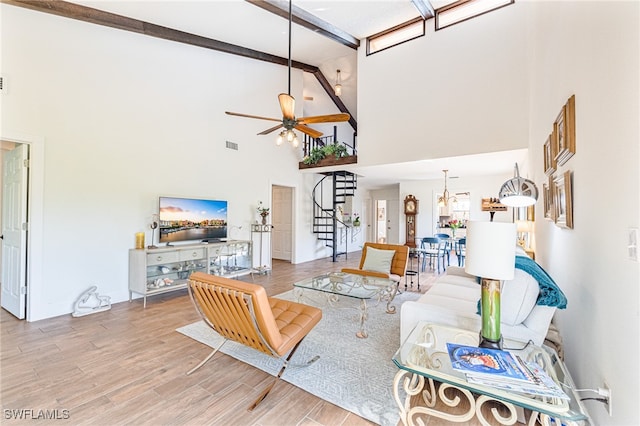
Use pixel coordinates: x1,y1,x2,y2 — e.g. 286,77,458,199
341,242,409,283
186,272,322,411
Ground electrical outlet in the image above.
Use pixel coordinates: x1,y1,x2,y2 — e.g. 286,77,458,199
603,382,612,416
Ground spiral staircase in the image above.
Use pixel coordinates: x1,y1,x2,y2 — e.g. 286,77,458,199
312,170,358,261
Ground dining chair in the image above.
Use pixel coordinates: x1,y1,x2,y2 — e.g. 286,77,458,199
455,237,466,266
420,237,447,273
434,233,452,266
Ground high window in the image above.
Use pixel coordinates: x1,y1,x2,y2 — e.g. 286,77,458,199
366,18,425,56
435,0,514,30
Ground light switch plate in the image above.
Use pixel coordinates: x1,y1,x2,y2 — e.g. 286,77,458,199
629,228,638,262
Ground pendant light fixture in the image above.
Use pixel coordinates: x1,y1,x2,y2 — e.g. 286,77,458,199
438,170,457,207
498,163,539,207
334,69,342,96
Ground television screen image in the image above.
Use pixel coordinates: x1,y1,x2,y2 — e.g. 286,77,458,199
159,197,228,243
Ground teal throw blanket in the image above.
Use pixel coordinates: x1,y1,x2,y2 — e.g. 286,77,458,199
514,255,567,309
476,255,567,315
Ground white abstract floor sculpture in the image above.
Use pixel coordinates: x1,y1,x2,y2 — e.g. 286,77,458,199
72,286,111,317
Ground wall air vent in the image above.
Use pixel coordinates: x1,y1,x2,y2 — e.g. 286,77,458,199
0,76,4,94
225,141,238,151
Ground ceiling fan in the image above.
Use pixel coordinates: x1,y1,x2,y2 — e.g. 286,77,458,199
225,0,350,143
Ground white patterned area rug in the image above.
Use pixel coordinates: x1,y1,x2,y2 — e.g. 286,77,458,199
176,288,423,426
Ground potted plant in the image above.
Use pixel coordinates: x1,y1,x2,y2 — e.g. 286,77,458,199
257,201,270,225
448,219,462,237
302,142,349,165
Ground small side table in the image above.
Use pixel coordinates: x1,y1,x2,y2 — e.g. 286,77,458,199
404,248,421,291
251,223,273,275
392,322,591,425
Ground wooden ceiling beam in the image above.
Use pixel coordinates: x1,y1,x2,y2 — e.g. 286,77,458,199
411,0,435,19
245,0,359,50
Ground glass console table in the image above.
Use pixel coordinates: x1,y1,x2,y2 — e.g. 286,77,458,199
293,272,397,338
392,322,591,425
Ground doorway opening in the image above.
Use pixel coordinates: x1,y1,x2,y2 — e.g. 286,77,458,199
271,185,294,264
1,141,30,320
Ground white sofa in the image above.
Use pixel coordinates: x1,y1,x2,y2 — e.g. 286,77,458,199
400,251,557,346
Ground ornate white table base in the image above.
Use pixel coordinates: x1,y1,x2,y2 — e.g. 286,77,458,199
393,370,575,426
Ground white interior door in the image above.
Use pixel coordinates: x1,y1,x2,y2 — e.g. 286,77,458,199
386,199,400,244
1,144,29,319
376,200,387,243
272,185,292,261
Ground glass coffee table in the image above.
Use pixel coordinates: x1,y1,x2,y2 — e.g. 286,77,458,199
392,321,592,425
293,272,398,338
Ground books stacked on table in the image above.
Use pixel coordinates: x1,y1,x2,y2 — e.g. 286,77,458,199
446,343,570,400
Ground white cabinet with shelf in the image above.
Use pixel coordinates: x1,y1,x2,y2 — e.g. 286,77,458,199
208,241,252,277
129,240,251,307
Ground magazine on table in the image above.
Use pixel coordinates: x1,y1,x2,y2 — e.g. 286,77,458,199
465,366,570,400
446,343,569,400
446,343,537,384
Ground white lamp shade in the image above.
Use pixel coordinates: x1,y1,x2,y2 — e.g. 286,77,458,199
464,221,516,280
515,220,532,232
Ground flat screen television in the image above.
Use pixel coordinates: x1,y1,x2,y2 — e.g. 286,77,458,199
159,196,228,244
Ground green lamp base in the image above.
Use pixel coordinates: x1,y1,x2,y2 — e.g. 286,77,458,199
479,278,503,350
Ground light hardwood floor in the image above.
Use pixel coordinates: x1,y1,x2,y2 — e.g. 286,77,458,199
1,252,450,426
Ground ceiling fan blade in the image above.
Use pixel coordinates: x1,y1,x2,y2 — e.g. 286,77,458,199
295,124,323,139
258,124,284,135
278,93,295,120
225,111,281,122
297,113,350,124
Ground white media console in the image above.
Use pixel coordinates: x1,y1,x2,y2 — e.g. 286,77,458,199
128,240,252,307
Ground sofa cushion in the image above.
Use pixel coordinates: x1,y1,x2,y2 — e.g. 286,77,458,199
422,282,479,302
362,247,396,274
501,269,540,326
417,293,479,317
436,274,481,291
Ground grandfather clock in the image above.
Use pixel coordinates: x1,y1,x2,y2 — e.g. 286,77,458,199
404,195,418,248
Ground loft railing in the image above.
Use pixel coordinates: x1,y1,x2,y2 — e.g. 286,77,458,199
302,126,357,158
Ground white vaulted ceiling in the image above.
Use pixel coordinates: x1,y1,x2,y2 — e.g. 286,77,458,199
59,0,523,187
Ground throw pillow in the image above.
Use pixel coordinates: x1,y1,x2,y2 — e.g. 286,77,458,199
501,269,540,326
362,247,395,274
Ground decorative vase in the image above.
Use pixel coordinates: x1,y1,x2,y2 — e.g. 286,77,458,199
353,220,360,227
261,214,268,225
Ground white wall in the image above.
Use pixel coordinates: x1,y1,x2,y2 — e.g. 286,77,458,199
524,2,640,423
0,5,330,320
357,3,529,167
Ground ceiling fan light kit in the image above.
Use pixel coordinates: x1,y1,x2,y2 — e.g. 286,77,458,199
224,0,349,148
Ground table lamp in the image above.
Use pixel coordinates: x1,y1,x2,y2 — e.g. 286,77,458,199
464,221,516,349
515,220,532,248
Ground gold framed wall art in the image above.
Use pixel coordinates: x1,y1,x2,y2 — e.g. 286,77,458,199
543,128,557,176
553,170,573,229
554,95,576,166
543,176,554,221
